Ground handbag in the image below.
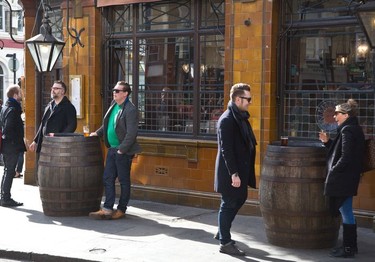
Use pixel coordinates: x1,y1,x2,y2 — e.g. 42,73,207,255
362,138,375,173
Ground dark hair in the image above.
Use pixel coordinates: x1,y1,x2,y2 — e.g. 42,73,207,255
54,80,67,93
117,81,131,95
230,83,251,102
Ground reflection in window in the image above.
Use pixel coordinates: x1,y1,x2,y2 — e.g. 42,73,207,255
102,0,225,138
281,1,375,139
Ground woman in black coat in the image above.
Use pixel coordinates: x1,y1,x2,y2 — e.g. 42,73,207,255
214,83,257,256
319,99,365,258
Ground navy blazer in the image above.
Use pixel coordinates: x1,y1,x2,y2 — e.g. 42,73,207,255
214,107,257,197
324,116,365,197
96,99,141,156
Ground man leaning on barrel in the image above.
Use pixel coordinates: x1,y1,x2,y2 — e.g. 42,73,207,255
89,81,141,220
29,80,77,184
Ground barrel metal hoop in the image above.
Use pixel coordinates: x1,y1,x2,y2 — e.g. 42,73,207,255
260,206,330,217
39,187,102,192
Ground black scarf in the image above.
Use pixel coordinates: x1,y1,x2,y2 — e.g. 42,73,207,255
228,101,256,147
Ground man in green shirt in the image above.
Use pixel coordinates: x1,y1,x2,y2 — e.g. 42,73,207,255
89,81,141,220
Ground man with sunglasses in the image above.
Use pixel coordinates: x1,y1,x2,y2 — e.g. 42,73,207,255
29,80,77,184
214,83,257,256
89,81,141,220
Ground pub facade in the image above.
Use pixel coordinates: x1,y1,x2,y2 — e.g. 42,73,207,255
20,0,375,226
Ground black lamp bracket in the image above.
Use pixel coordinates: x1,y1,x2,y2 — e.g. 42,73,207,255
66,0,85,48
4,0,23,44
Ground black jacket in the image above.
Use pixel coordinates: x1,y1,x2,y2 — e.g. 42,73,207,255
214,102,257,197
324,116,365,197
33,96,77,152
1,98,26,154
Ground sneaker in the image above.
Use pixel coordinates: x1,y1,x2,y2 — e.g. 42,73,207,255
1,198,23,207
219,242,245,256
89,209,113,220
112,209,126,220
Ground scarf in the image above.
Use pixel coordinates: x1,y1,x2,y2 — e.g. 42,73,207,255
7,97,22,113
228,101,256,147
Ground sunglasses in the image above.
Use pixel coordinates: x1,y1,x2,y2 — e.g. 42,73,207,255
240,96,252,103
112,89,125,93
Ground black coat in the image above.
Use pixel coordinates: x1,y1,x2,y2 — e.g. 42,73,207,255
33,96,77,152
1,99,26,154
214,103,257,197
324,116,365,197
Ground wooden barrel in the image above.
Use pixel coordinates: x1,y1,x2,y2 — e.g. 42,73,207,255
38,134,104,216
259,142,340,249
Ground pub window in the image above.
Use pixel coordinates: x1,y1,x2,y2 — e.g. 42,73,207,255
280,0,375,139
102,0,225,138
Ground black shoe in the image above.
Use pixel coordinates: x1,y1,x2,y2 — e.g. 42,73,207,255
1,199,23,207
330,246,355,258
331,245,358,255
219,242,245,256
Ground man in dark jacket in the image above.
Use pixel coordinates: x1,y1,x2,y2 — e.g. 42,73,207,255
214,83,257,256
89,81,141,220
0,85,26,207
29,80,77,153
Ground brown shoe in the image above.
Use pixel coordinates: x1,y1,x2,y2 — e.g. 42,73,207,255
89,209,112,220
112,209,125,220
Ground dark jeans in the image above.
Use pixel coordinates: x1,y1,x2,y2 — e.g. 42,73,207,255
1,153,18,201
103,148,134,213
16,152,24,173
218,194,247,245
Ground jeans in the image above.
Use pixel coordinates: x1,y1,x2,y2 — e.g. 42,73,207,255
103,148,133,212
1,153,18,201
339,196,355,224
16,152,24,173
218,194,247,245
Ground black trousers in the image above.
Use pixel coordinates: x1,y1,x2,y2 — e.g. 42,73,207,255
1,152,18,201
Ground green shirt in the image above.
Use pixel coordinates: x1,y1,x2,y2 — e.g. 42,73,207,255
107,103,122,147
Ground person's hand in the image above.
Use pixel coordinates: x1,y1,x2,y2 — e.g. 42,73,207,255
89,132,98,136
319,130,329,143
231,173,241,188
29,141,37,152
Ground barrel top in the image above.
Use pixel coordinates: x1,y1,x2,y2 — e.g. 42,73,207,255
268,139,326,153
43,133,99,142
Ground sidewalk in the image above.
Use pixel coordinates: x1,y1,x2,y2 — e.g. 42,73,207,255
1,175,375,261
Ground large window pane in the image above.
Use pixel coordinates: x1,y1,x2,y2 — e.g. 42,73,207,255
282,1,375,139
199,34,224,135
138,37,193,133
102,0,225,139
